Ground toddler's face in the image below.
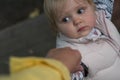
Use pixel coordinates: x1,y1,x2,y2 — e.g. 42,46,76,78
55,0,96,39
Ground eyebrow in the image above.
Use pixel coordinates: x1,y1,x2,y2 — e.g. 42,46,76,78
57,1,89,20
60,4,87,18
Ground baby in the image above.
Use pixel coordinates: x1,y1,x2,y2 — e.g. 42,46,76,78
44,0,120,80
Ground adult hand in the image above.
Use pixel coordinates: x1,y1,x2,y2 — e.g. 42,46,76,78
46,47,83,73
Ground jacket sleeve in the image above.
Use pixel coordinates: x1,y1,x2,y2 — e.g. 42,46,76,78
96,10,120,55
0,57,71,80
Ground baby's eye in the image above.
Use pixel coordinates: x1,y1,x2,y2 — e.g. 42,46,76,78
62,17,70,22
77,8,85,14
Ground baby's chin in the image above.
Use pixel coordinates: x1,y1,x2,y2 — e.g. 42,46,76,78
76,32,90,39
65,31,90,39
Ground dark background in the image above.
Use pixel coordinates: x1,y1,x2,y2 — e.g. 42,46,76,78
0,0,56,74
0,0,44,29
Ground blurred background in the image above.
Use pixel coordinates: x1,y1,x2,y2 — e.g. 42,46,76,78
0,0,43,29
0,0,56,74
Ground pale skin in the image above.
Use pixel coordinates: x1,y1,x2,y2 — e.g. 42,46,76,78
46,47,83,73
55,0,96,39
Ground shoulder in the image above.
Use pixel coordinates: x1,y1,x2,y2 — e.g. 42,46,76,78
93,0,114,19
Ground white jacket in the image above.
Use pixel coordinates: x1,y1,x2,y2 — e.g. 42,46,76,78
56,11,120,80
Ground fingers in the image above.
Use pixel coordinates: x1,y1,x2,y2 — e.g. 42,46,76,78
46,47,82,72
46,47,80,57
72,65,84,73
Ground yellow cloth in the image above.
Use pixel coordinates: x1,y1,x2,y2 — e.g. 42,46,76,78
0,57,71,80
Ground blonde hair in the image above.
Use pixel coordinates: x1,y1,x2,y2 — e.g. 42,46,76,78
44,0,95,33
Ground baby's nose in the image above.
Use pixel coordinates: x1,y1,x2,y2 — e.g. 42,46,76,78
73,17,83,26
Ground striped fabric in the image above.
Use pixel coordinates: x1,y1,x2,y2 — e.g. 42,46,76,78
94,0,114,19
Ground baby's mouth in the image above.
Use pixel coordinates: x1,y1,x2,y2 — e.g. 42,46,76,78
77,26,87,32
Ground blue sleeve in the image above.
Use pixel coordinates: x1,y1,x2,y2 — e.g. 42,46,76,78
93,0,114,20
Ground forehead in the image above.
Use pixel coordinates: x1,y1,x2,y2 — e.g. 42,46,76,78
55,0,88,17
64,0,88,10
56,0,88,9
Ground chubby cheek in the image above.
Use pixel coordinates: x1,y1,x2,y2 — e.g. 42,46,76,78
87,14,96,28
57,24,77,38
57,24,68,33
59,26,73,36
